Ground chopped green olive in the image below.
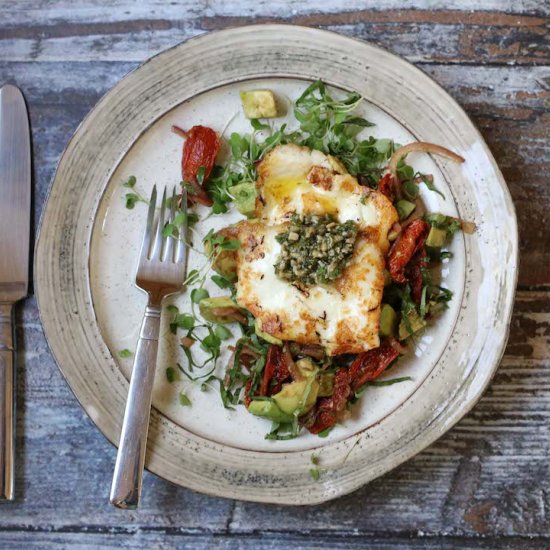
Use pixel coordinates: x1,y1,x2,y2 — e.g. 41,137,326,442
274,214,358,287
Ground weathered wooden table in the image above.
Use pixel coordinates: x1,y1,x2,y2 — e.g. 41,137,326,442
0,1,548,547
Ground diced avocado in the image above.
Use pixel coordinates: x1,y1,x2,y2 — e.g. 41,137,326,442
211,251,238,281
395,200,416,220
273,377,320,415
292,358,316,379
383,269,392,287
317,372,334,397
380,303,398,338
255,320,283,345
240,90,278,119
229,181,256,216
399,309,427,340
199,296,247,324
248,400,293,423
272,359,320,415
426,226,448,248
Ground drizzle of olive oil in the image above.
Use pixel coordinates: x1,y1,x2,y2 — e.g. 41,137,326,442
265,177,338,215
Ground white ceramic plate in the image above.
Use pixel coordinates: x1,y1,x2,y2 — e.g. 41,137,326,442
36,25,518,504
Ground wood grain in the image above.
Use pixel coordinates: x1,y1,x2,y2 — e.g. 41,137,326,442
0,1,550,65
0,1,548,546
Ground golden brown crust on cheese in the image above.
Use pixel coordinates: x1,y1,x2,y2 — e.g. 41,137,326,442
306,166,334,190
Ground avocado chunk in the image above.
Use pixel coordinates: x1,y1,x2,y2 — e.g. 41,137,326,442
204,229,238,281
273,359,320,415
229,181,256,216
273,378,320,415
199,296,247,324
255,320,283,345
395,200,416,221
248,400,293,423
211,250,238,281
291,358,317,380
317,372,334,397
380,303,398,338
426,226,448,248
399,309,427,340
240,90,278,119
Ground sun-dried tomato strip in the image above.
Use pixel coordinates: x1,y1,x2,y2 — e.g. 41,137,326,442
377,172,398,202
306,368,352,434
387,219,430,284
348,340,400,392
258,344,292,397
173,124,220,206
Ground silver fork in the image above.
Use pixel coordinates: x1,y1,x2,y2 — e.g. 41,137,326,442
110,185,187,509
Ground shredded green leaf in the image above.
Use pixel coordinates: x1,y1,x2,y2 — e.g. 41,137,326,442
179,392,192,406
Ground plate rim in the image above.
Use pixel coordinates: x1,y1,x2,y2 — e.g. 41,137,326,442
35,24,518,504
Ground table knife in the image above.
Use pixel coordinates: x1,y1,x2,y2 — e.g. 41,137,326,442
0,84,31,501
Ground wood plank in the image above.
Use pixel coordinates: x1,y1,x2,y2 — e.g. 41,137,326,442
1,1,547,28
0,61,546,285
0,531,546,549
0,8,548,64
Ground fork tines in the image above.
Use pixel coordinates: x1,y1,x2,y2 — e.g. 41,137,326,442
140,185,187,265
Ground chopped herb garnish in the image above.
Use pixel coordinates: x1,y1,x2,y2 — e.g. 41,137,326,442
191,288,209,304
175,313,195,330
125,192,144,209
309,468,320,481
166,366,177,383
417,172,445,199
178,392,192,406
123,175,137,188
118,349,132,358
214,325,232,340
274,214,358,287
211,274,233,289
317,427,333,438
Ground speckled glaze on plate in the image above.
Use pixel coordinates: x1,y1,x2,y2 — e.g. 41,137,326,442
35,25,518,504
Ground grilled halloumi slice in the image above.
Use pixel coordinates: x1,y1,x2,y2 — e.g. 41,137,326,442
216,143,398,355
233,221,385,355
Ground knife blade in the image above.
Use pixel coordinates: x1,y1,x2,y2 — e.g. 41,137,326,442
0,84,31,501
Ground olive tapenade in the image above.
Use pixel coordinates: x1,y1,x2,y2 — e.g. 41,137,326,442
274,214,358,287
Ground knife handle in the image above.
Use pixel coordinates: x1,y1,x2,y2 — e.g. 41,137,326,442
0,303,15,501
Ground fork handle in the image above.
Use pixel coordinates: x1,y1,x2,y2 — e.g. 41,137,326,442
110,302,161,509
